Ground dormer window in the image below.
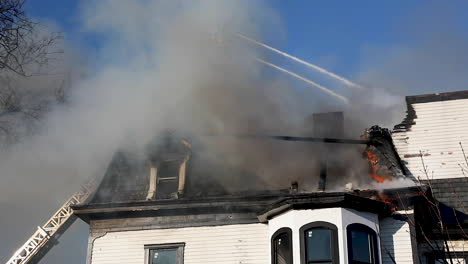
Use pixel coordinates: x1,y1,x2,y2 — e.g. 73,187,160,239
146,137,191,200
300,222,339,264
347,224,379,264
156,159,182,198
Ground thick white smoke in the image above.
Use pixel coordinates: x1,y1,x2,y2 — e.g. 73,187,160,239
0,1,297,262
1,1,468,263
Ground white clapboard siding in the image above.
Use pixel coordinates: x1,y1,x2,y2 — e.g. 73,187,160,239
380,217,414,264
91,223,268,264
393,98,468,179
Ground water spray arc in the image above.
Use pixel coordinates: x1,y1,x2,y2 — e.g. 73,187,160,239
256,58,350,104
238,34,365,90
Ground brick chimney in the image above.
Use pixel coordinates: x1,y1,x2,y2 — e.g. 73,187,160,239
310,112,344,191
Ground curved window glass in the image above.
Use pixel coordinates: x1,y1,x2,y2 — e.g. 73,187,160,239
300,222,339,264
347,224,379,264
271,228,293,264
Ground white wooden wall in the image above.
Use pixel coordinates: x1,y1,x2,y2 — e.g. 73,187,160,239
379,217,415,264
393,98,468,179
90,223,269,264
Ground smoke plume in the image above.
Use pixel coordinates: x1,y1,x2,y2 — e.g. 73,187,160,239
1,1,468,263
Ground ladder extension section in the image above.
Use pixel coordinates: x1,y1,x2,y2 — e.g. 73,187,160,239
6,178,97,264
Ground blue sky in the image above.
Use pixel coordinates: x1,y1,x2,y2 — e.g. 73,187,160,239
13,2,468,264
25,0,468,79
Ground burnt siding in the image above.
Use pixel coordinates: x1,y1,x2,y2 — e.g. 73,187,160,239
392,97,468,179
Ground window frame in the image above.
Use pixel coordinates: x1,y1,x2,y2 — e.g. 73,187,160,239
271,227,293,264
300,221,340,264
144,242,185,264
346,223,380,264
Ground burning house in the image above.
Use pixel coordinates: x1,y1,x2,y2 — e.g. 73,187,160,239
3,1,468,264
68,91,468,264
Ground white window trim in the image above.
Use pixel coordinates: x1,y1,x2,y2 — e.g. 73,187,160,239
146,165,158,200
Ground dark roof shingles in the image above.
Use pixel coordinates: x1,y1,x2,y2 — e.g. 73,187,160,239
428,177,468,214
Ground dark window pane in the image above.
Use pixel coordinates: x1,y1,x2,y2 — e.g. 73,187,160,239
156,180,179,198
157,161,180,198
306,228,332,262
351,230,372,263
151,249,177,264
159,161,180,179
274,233,291,264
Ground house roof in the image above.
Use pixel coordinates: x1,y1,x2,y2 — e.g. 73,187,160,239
406,90,468,104
88,147,269,204
394,89,468,132
427,177,468,214
83,126,408,208
70,126,418,225
73,191,396,223
257,192,394,222
392,89,468,180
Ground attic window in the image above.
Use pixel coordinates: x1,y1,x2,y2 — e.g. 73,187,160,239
157,160,182,199
146,159,187,200
146,138,191,200
146,156,189,200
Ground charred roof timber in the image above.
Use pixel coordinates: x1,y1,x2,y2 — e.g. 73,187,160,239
364,125,406,179
203,133,369,144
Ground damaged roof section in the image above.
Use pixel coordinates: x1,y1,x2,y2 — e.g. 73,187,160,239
90,149,234,204
86,125,409,206
91,151,150,202
394,90,468,132
392,89,468,180
364,126,406,182
90,132,270,204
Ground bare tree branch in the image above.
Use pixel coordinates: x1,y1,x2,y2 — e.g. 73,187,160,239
0,0,62,77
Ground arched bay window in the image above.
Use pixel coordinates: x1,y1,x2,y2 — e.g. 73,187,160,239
347,224,379,264
271,228,293,264
300,222,339,264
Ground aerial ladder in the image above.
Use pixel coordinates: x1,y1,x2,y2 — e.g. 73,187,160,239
5,178,97,264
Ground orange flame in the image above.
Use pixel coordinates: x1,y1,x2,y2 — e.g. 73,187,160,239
364,150,386,183
370,193,398,211
385,200,398,211
378,192,399,211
